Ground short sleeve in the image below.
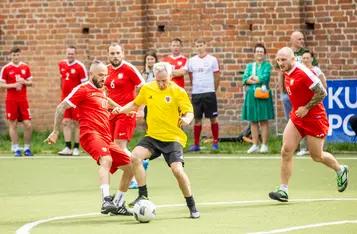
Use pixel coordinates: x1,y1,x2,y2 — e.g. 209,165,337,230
300,66,320,90
177,88,193,114
64,85,86,108
0,66,7,83
130,66,145,87
134,84,147,106
212,57,220,73
25,66,32,80
77,62,88,83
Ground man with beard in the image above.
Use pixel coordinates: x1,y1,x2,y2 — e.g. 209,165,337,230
268,47,348,202
104,43,146,189
45,61,133,216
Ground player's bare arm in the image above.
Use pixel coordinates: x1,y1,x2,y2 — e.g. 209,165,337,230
44,101,71,144
118,101,139,114
214,71,221,91
172,69,186,77
179,112,194,126
0,82,22,90
305,82,326,110
188,72,193,86
107,97,120,109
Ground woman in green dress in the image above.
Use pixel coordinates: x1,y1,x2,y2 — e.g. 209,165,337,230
242,43,274,153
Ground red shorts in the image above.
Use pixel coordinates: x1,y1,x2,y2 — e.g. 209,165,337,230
80,132,131,174
109,113,136,141
291,114,329,139
64,108,79,120
5,100,31,121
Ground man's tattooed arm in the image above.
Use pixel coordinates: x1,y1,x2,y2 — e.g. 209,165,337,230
304,82,327,110
53,101,70,133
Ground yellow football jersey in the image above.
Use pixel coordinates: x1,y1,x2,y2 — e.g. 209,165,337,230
134,81,193,147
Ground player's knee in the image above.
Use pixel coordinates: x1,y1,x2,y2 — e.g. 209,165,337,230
100,156,113,167
310,154,323,162
73,120,79,128
62,119,71,126
23,121,31,129
130,153,142,165
171,164,184,177
281,145,294,158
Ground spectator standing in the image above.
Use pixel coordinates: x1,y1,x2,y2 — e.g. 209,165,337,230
0,47,34,157
242,44,274,153
58,45,88,156
186,37,221,151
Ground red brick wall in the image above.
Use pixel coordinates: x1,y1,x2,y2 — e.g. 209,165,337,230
1,0,356,135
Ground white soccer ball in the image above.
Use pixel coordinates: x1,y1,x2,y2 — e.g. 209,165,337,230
133,200,156,223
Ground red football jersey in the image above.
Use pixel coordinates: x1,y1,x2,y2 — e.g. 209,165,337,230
59,59,88,100
65,82,111,142
0,62,32,101
162,55,187,88
104,61,145,106
284,62,326,119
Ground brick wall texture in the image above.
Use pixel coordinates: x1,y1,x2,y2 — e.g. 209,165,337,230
0,0,356,135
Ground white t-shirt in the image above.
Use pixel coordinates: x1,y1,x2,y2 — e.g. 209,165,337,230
312,66,326,80
186,54,220,94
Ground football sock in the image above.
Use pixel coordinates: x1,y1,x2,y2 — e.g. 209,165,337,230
211,123,219,144
14,144,20,151
24,144,30,150
337,166,344,176
194,125,202,146
138,185,148,197
124,148,132,157
115,190,126,207
65,142,72,149
279,184,288,193
73,142,79,149
100,184,110,202
185,196,196,209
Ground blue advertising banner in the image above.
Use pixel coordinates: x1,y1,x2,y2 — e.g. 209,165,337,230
323,79,357,142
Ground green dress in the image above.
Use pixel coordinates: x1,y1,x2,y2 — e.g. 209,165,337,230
241,61,275,122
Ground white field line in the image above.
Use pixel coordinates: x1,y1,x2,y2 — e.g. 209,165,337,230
16,198,357,234
2,155,357,160
246,220,357,234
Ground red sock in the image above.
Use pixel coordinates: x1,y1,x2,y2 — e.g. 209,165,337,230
211,123,219,144
194,125,202,146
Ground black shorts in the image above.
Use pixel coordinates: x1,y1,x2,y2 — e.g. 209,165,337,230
136,136,184,167
192,92,218,119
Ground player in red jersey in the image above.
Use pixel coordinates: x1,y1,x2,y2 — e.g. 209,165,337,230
45,61,133,216
58,45,88,156
0,47,33,157
104,43,146,189
162,38,187,88
269,47,349,202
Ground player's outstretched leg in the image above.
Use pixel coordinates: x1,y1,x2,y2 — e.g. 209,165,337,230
171,161,200,218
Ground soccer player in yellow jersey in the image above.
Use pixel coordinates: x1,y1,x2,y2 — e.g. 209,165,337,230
116,62,200,219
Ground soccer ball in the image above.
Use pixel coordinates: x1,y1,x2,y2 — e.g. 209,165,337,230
133,200,156,223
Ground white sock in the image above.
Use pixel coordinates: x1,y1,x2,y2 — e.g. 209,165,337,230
124,148,132,157
24,144,30,150
14,144,20,151
100,184,110,202
337,166,344,176
115,190,126,207
279,184,288,193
